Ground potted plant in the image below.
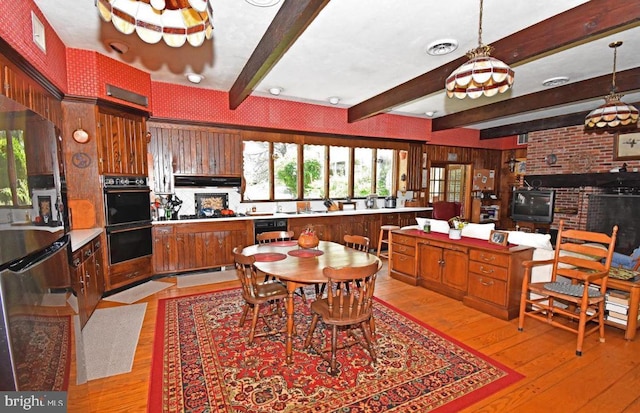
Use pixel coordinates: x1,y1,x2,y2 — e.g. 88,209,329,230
447,216,466,240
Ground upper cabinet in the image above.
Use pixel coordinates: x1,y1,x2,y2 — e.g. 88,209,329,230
96,107,148,176
147,122,242,193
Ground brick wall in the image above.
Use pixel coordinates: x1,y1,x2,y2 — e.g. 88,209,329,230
526,125,640,231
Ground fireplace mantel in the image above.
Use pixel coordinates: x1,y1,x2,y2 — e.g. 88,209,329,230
524,172,640,189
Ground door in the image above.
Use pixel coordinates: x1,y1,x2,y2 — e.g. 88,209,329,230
418,244,443,282
429,163,472,219
441,249,468,291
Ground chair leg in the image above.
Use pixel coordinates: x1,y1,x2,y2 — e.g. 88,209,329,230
239,303,250,326
329,324,338,376
304,314,319,349
369,316,376,340
360,321,377,364
249,304,260,345
575,302,589,356
597,301,606,343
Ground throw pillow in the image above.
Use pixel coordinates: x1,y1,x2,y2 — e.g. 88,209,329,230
461,222,495,240
507,231,553,250
415,217,450,234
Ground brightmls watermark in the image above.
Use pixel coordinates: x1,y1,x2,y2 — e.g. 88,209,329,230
1,392,67,412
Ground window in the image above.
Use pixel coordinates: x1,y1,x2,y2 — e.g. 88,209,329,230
242,138,399,202
429,164,466,204
0,129,29,207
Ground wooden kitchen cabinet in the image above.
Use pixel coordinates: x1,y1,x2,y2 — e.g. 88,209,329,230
171,127,242,176
107,256,153,291
71,235,105,328
418,240,468,300
390,233,417,285
153,220,253,275
96,107,148,176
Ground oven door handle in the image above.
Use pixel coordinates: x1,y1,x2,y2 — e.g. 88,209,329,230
103,187,151,194
106,222,153,234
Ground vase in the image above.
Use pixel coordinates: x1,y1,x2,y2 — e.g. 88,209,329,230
298,233,319,249
448,228,462,240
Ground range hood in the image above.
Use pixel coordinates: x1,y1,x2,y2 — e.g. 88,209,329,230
174,175,242,188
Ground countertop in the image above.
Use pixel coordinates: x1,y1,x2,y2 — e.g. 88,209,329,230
152,206,432,225
69,228,103,252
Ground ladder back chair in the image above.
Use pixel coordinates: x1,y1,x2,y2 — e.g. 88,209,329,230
255,230,308,301
518,221,618,356
303,260,381,375
233,247,288,345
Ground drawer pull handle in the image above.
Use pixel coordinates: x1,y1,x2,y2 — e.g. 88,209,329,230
480,278,494,286
479,266,494,274
480,254,495,262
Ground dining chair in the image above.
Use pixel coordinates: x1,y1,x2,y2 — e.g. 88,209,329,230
343,234,370,252
518,221,618,356
303,260,381,375
233,247,288,345
256,230,295,244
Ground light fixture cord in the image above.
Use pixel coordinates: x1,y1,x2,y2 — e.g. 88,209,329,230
611,44,618,92
477,0,484,47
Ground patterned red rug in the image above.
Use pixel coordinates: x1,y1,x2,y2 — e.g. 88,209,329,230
148,288,523,412
10,314,72,391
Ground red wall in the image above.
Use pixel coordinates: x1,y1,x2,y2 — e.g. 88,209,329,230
0,0,68,92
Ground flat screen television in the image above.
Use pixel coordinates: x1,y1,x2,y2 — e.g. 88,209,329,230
511,189,556,223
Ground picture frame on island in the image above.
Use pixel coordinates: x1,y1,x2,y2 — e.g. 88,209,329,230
489,230,509,246
614,132,640,161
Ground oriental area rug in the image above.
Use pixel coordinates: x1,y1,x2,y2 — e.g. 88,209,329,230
10,314,71,391
148,288,523,412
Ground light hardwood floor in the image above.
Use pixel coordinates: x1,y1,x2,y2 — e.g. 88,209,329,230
67,264,640,412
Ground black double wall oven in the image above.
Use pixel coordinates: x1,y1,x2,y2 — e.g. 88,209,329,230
103,176,152,265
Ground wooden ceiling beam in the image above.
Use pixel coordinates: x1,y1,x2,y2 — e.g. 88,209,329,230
347,0,640,123
433,67,640,131
228,0,329,110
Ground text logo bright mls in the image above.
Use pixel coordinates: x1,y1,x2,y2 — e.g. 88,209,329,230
1,392,66,412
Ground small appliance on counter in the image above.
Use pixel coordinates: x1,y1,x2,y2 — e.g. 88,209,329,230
384,196,397,208
365,194,378,209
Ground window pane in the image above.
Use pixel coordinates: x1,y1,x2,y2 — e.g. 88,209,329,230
429,166,445,203
354,147,373,197
0,131,10,205
0,130,29,207
303,144,326,199
329,146,349,199
376,149,393,197
243,140,270,201
13,131,29,206
274,142,298,200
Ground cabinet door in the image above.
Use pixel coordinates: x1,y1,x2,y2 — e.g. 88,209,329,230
97,108,147,175
153,226,177,273
148,126,173,193
418,244,443,282
208,131,242,175
71,249,89,327
442,249,468,291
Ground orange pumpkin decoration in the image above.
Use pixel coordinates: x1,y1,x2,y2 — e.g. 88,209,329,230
298,226,319,249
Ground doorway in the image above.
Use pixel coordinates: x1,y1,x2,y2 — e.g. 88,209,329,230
429,163,472,218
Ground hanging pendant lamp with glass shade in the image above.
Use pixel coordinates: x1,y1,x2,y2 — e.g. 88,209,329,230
584,41,639,132
96,0,214,48
445,0,514,99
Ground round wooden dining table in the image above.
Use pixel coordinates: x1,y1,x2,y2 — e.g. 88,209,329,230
242,240,381,364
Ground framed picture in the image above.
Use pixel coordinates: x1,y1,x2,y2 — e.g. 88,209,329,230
37,195,53,225
489,230,509,246
614,132,640,161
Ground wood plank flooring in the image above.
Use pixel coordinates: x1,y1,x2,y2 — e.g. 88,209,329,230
67,264,640,412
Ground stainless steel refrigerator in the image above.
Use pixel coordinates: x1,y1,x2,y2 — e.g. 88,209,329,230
0,93,71,391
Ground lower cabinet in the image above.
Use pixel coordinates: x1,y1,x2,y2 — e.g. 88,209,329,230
153,221,254,274
418,240,468,300
71,235,105,328
390,229,533,320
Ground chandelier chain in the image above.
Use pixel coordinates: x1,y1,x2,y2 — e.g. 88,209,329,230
477,0,484,47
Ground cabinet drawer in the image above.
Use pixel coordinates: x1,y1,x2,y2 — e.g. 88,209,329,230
468,260,508,281
392,233,416,247
393,243,415,256
470,249,509,267
468,273,507,306
391,252,415,276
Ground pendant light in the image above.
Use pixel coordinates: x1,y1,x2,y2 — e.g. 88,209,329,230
445,0,514,99
584,41,639,132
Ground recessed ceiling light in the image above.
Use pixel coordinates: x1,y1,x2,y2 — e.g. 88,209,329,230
245,0,281,7
269,87,283,96
328,96,340,105
542,76,570,87
425,111,437,117
426,39,458,56
186,73,204,84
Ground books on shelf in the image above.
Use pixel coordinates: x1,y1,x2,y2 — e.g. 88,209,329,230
606,301,629,315
606,315,627,326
